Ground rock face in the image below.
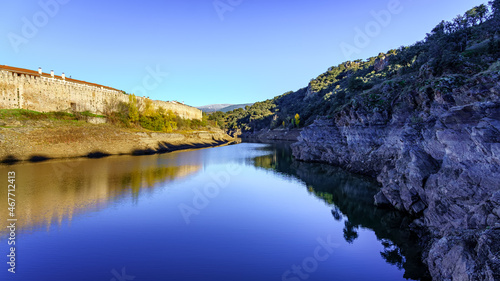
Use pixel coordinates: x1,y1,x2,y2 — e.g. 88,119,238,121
427,228,500,281
374,55,390,72
292,71,500,280
304,83,318,100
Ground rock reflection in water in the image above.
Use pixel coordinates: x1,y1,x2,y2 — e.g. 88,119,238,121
250,142,431,281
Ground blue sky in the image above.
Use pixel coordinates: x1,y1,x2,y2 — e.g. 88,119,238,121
0,0,488,106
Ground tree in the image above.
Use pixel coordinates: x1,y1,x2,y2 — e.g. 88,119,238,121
431,21,446,36
490,0,500,16
490,1,500,24
162,109,177,132
294,113,300,127
128,94,139,123
453,14,467,30
143,98,155,116
445,19,457,33
489,0,500,42
476,4,489,24
466,7,480,26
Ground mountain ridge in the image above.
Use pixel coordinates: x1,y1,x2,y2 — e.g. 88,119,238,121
197,103,253,113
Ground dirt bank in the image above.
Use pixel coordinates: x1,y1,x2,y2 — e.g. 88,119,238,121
0,118,236,163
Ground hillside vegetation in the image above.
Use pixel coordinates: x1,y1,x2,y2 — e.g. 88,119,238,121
209,1,500,132
0,98,218,133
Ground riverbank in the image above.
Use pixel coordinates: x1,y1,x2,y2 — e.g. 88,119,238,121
0,117,236,164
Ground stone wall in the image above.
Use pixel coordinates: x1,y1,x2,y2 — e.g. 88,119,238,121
0,69,202,120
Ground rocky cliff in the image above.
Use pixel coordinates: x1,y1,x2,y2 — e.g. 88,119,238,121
292,68,500,280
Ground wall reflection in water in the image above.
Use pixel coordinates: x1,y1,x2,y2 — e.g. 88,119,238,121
0,152,202,236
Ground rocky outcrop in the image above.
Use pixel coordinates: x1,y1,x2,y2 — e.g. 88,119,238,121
427,228,500,281
374,55,390,72
292,70,500,280
304,83,318,100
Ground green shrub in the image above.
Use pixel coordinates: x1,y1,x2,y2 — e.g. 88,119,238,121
139,115,166,131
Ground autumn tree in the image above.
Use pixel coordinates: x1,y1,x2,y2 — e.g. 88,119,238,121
128,94,139,123
294,113,300,127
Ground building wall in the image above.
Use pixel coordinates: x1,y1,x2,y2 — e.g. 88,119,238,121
0,70,202,120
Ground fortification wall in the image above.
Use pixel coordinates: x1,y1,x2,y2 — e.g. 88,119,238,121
0,70,202,120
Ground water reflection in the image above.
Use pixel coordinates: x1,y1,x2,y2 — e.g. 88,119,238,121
0,142,430,280
0,153,202,236
250,142,431,281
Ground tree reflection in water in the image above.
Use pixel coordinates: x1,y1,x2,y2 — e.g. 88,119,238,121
380,239,405,270
331,207,342,221
343,220,359,244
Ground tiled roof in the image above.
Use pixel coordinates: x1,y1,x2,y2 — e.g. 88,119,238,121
0,65,122,92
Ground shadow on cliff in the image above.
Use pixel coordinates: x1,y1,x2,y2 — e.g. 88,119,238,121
250,142,432,281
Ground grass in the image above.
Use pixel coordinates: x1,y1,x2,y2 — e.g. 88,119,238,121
0,109,106,122
79,111,106,118
0,109,76,120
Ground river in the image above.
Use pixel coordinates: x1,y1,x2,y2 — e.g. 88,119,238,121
0,142,429,280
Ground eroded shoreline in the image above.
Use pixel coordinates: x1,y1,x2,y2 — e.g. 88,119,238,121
0,119,236,164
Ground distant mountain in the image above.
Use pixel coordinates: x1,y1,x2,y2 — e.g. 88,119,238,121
219,104,254,112
197,104,232,112
197,103,253,113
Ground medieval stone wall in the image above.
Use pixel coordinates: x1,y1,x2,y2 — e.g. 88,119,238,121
0,70,202,120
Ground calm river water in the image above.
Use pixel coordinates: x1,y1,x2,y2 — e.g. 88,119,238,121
0,142,429,281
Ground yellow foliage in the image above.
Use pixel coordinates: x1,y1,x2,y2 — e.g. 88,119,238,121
128,94,139,123
294,113,300,127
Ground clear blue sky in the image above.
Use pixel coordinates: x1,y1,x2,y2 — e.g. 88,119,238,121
0,0,488,106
